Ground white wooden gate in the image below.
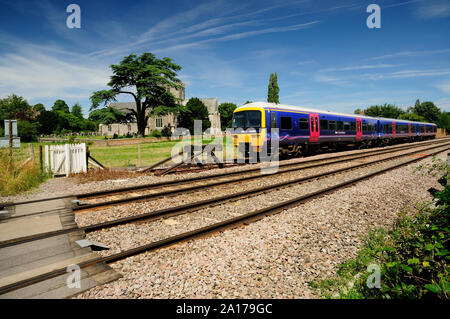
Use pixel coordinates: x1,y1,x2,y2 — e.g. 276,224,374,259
44,143,87,176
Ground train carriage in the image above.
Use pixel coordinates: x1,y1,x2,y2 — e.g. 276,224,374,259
232,102,437,157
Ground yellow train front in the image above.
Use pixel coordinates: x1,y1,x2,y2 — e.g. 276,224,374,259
231,105,267,159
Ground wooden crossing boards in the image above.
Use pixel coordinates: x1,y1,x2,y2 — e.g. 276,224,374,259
0,197,121,299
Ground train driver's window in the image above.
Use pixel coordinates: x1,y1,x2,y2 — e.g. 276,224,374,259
343,122,350,131
280,116,292,130
350,121,356,131
329,120,336,130
299,118,309,130
320,119,328,130
337,121,343,131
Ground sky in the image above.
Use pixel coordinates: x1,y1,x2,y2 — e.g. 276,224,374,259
0,0,449,117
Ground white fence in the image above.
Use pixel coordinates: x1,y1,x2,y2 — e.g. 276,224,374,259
45,143,87,176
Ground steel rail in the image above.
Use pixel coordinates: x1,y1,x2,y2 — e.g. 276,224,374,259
71,140,450,211
5,138,447,207
1,142,447,296
2,141,449,249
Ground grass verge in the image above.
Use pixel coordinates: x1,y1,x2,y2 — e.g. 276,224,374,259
0,149,48,196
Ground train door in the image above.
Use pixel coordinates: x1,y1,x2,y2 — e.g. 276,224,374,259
392,121,396,138
408,123,411,137
356,118,362,141
309,113,319,142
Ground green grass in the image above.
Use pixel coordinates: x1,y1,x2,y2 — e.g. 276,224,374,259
89,137,236,167
3,137,236,171
0,147,48,196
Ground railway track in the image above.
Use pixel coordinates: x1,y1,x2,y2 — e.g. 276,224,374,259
72,138,450,210
1,139,448,296
5,138,446,211
2,139,449,248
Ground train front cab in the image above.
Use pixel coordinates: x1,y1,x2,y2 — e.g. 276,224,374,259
231,106,266,157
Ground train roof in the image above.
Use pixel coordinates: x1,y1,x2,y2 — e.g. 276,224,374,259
236,102,435,126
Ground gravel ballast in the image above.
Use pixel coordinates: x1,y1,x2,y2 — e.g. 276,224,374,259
74,143,444,227
2,139,441,204
75,150,448,299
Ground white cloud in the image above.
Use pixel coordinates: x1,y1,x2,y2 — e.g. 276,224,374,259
320,64,399,72
0,50,110,99
365,69,450,80
369,48,450,60
313,74,351,86
414,0,450,19
436,81,450,93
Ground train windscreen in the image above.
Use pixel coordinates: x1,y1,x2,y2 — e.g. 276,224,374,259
232,111,261,129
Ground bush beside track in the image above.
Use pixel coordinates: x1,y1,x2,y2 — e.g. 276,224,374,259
310,157,449,299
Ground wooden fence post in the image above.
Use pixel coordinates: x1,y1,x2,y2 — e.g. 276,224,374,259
138,144,142,167
39,145,43,172
28,143,35,163
8,120,12,157
65,144,71,177
44,145,49,172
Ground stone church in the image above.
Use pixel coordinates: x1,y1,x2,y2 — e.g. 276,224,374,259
98,83,222,136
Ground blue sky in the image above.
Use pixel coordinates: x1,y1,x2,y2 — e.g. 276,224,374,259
0,0,449,117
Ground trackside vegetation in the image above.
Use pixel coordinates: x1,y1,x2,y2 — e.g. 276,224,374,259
310,157,449,299
0,149,48,196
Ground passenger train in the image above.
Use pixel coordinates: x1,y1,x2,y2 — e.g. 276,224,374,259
231,102,437,157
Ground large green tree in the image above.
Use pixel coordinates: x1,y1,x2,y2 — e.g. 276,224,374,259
0,94,34,121
267,73,280,103
218,102,237,129
411,101,441,123
398,113,426,122
437,112,450,131
358,104,405,118
33,103,46,113
177,98,210,134
90,53,182,137
52,99,70,113
88,106,130,125
71,103,84,119
35,110,59,135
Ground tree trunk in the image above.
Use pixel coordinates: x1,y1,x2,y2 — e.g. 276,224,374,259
137,112,146,137
135,100,146,137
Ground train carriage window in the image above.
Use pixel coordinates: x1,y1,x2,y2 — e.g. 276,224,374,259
337,121,343,131
362,123,367,132
299,118,309,130
280,116,292,130
329,120,336,130
350,121,356,131
411,125,416,133
320,119,328,130
344,122,350,131
384,124,392,133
